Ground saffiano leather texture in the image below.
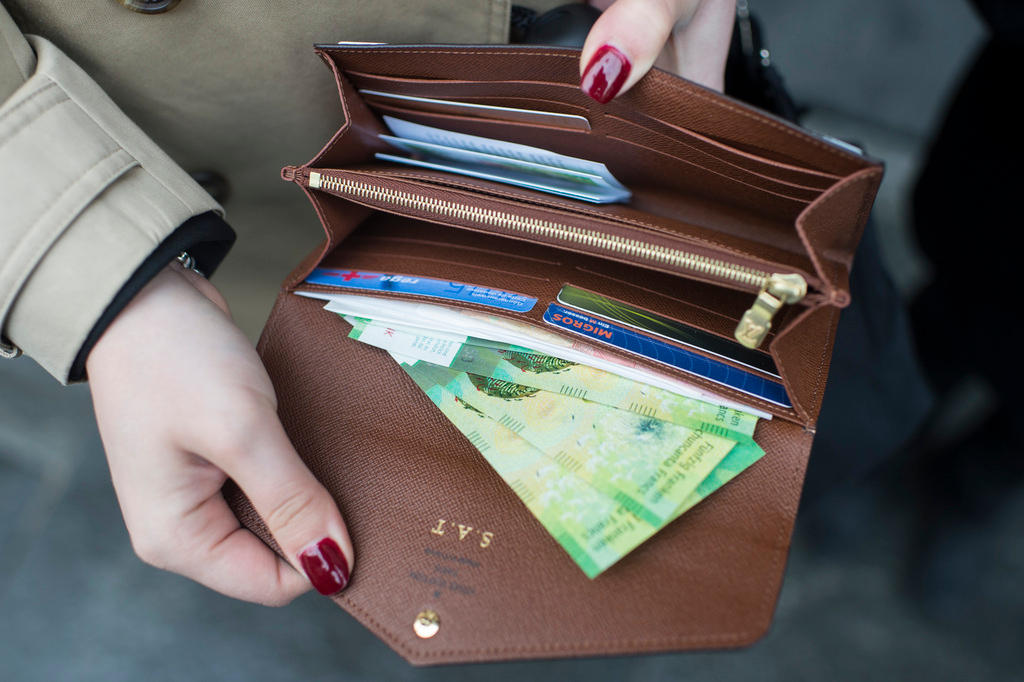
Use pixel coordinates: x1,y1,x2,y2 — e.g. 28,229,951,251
225,44,883,664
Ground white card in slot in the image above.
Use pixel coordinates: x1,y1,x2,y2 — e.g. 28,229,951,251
375,152,627,203
360,89,591,131
382,116,630,198
379,134,631,204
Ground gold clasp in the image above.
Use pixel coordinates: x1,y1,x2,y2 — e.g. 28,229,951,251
734,273,807,349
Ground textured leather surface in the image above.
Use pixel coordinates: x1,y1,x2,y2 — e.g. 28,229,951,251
228,44,882,664
230,292,813,665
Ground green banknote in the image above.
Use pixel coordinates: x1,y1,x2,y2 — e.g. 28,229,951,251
671,439,764,519
404,373,660,578
446,344,757,441
346,316,759,440
344,314,767,575
407,363,735,527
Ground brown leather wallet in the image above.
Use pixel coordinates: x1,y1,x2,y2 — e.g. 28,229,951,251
226,43,882,665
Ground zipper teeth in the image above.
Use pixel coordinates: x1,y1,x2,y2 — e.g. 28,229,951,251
316,174,770,289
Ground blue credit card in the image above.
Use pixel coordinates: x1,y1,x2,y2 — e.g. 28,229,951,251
305,268,537,313
542,303,791,408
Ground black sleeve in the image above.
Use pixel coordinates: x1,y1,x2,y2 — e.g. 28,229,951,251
68,211,236,381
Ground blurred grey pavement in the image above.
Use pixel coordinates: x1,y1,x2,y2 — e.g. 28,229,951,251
3,1,1023,680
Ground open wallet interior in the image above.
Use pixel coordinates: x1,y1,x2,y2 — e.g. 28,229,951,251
224,44,883,665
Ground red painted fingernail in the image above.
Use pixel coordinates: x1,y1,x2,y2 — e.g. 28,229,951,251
299,538,350,595
581,45,631,104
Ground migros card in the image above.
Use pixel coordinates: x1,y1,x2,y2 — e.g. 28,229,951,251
542,303,791,408
556,285,779,377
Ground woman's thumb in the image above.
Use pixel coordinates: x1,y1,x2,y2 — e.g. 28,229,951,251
221,409,355,597
580,0,699,102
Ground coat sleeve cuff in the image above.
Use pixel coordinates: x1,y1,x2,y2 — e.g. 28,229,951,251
0,36,226,383
66,211,235,382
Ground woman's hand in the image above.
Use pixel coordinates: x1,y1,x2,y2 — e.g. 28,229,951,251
87,263,353,605
580,0,736,102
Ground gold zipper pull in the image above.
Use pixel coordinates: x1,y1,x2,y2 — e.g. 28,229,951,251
734,273,807,349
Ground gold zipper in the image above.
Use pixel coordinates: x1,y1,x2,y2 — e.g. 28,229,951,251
308,171,807,349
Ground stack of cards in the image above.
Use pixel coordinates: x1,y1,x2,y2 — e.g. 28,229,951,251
373,112,631,204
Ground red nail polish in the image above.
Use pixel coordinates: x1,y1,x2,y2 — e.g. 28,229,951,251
299,538,350,596
581,45,631,104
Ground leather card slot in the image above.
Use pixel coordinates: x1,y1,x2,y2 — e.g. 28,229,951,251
418,95,590,116
345,72,601,129
602,114,835,194
298,213,802,421
296,275,799,420
349,72,837,189
343,215,792,342
344,69,852,182
345,70,585,100
616,111,842,187
352,77,593,116
362,95,591,132
327,45,870,173
629,70,869,176
364,102,821,204
350,104,815,228
361,100,584,136
602,133,819,203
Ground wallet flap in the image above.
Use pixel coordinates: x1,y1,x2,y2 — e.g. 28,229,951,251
230,292,814,665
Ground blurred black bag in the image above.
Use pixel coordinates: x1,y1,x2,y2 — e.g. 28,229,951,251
725,0,800,122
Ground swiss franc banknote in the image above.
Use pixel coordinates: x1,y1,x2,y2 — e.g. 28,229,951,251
347,316,758,442
404,371,659,578
340,310,767,577
408,363,735,528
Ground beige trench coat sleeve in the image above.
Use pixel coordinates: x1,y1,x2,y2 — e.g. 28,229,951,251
0,5,223,383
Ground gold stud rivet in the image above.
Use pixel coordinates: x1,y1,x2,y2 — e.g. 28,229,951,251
413,610,440,639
